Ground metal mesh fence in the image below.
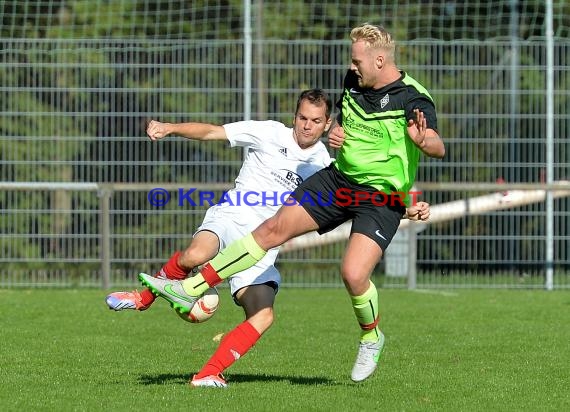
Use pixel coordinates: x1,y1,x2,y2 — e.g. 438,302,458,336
1,1,569,289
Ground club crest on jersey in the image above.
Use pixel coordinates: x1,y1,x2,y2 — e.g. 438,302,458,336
381,94,390,109
278,148,288,157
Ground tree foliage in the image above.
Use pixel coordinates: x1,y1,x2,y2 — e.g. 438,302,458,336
1,1,568,275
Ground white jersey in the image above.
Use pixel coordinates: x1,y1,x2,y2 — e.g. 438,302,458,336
220,120,332,221
196,120,331,296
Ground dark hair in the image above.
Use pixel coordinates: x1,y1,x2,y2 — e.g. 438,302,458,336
295,89,332,118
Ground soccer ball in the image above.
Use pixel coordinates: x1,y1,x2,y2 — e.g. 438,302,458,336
175,287,219,323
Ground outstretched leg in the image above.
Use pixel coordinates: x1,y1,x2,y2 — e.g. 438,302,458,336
140,202,318,312
107,231,219,311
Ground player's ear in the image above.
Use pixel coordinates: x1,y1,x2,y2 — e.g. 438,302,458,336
376,54,384,69
324,116,333,132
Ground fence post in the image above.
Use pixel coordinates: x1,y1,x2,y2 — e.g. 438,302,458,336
407,226,417,290
98,186,112,289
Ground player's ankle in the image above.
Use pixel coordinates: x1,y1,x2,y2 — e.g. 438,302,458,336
139,288,157,307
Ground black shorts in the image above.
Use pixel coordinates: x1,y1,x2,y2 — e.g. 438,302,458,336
291,164,406,251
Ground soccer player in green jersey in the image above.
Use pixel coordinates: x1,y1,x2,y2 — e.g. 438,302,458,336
140,23,445,383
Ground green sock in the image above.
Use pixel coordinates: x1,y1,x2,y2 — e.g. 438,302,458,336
350,281,381,343
182,233,267,296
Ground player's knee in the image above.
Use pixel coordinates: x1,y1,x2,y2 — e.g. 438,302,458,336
255,217,287,247
340,264,358,284
259,216,280,236
341,268,369,295
178,247,203,271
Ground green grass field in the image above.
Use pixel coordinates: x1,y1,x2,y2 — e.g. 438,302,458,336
1,288,569,411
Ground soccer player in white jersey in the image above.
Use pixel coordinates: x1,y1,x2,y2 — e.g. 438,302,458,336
106,89,430,388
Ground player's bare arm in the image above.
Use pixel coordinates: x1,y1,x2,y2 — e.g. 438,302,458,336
407,109,445,158
147,120,227,142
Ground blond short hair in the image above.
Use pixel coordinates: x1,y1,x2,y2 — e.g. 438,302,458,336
350,24,395,60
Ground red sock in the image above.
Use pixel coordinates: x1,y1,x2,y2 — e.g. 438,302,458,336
139,289,157,306
140,251,190,307
194,321,261,379
158,251,189,280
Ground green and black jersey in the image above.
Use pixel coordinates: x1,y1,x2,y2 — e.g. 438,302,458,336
334,70,438,205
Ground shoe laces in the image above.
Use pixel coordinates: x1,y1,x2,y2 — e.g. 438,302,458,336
355,342,378,365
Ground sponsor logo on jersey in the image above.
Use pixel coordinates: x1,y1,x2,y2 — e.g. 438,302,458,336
280,169,302,186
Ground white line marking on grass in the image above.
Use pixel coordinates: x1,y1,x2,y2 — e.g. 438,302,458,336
411,289,459,297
